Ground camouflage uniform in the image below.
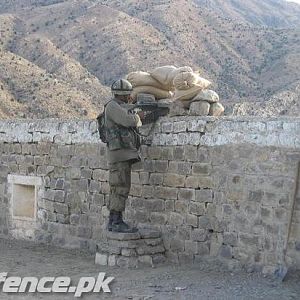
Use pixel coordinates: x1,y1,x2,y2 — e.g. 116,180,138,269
108,160,133,212
105,98,141,213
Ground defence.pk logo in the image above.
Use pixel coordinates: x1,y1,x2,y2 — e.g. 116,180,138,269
0,272,114,297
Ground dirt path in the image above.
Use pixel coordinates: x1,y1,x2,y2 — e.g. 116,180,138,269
0,238,299,300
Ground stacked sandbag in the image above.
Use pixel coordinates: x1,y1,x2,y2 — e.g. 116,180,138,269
189,89,224,116
171,69,224,116
173,71,211,91
131,86,173,101
127,71,165,89
150,65,193,90
126,71,172,101
192,89,219,103
209,102,225,116
126,66,224,117
172,72,212,102
173,85,205,102
169,69,215,116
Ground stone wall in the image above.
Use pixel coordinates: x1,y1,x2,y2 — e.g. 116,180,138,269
0,116,299,273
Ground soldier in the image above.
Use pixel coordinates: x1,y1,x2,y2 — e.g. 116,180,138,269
105,79,144,233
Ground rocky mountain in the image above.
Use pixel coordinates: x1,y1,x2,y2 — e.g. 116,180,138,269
195,0,300,28
0,0,299,119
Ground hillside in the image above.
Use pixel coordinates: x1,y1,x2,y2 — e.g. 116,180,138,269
0,0,299,119
0,47,104,119
0,11,109,119
195,0,300,28
232,83,300,117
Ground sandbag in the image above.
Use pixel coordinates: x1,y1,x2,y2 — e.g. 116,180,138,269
150,65,177,86
126,71,166,90
193,89,219,103
196,76,212,90
173,72,199,90
189,101,210,116
209,102,224,116
173,71,211,90
173,85,203,101
131,86,173,100
150,65,193,89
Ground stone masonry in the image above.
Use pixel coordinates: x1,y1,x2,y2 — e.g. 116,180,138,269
95,228,166,268
0,116,299,274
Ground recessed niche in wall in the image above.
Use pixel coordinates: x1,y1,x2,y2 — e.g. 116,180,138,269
12,184,35,219
8,175,42,222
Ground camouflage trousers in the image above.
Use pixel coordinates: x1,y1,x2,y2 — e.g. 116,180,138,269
108,160,133,212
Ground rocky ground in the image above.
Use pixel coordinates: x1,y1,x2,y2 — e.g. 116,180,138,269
0,238,299,299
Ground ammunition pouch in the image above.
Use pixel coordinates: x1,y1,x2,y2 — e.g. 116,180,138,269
106,125,141,151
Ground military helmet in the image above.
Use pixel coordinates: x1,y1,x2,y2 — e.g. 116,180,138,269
111,79,133,96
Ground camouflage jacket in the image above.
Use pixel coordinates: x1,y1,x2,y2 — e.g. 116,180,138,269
105,98,141,163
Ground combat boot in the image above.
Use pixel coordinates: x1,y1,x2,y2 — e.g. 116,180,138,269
107,211,115,231
109,211,138,233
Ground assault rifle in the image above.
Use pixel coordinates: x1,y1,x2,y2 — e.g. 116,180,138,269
126,95,170,125
122,95,170,144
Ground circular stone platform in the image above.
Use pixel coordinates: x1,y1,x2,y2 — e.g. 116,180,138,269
95,228,166,268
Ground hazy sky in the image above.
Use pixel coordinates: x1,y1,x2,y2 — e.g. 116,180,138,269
286,0,300,4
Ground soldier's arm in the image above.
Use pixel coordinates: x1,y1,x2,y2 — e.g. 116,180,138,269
106,101,140,127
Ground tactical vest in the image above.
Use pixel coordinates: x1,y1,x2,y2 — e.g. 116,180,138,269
106,123,140,151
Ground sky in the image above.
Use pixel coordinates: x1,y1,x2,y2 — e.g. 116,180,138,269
286,0,300,4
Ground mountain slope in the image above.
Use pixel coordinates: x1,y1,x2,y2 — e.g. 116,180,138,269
232,82,300,116
14,35,109,104
0,0,299,118
195,0,300,28
0,47,103,119
102,0,300,98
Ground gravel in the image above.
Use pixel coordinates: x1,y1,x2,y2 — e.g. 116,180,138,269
0,238,299,300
